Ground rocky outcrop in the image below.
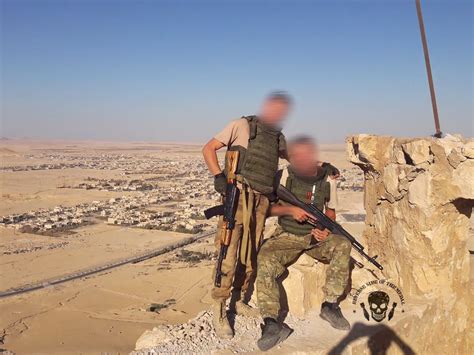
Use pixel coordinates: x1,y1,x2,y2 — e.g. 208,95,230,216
347,134,473,354
281,253,326,317
134,134,472,354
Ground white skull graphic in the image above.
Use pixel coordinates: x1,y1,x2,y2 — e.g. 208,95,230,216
368,291,389,322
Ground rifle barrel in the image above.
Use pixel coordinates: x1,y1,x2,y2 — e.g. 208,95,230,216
277,185,383,271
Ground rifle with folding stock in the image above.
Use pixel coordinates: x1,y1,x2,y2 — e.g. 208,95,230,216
204,151,240,287
277,184,383,271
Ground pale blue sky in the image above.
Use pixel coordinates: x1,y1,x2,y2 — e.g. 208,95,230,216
1,0,472,142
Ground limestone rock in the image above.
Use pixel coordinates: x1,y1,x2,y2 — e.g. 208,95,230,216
283,254,325,317
468,224,474,252
347,135,395,171
402,140,432,165
447,149,466,168
407,171,431,209
452,159,474,199
394,145,406,164
383,164,402,201
462,140,474,159
347,134,473,354
435,134,466,158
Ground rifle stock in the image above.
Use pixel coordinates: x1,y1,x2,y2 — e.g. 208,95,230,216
204,205,224,219
276,184,383,271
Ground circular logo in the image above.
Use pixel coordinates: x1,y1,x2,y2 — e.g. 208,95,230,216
352,279,405,322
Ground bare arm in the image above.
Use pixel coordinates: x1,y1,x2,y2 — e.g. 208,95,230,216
202,138,226,176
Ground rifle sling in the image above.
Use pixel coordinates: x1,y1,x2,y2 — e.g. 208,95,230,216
240,183,255,265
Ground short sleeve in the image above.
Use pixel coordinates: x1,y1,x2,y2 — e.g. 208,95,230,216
214,120,238,146
214,119,249,148
326,178,339,210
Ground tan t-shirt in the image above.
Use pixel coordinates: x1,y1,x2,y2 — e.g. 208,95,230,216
214,118,251,148
214,118,287,158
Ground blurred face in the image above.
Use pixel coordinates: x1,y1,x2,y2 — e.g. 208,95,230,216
288,142,319,176
260,99,290,127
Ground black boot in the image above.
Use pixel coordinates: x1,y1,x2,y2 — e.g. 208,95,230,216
257,318,292,351
320,302,350,330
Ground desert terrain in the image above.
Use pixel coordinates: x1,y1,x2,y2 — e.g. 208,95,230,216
0,139,470,354
0,140,220,354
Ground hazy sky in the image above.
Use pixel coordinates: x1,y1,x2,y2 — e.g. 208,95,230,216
1,0,472,143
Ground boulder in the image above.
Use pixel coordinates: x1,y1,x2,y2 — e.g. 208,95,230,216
447,149,467,168
282,254,325,317
462,141,474,159
401,140,432,165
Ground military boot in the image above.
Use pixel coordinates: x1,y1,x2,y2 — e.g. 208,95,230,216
320,302,350,330
212,300,233,339
257,318,292,351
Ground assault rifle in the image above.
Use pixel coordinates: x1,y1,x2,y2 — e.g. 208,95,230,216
277,184,383,271
204,151,240,287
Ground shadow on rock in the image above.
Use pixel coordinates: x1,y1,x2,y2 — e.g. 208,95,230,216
328,322,415,355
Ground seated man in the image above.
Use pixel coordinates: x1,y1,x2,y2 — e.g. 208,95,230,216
256,135,351,351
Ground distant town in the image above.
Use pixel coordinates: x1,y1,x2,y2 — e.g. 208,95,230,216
0,152,364,236
0,152,218,235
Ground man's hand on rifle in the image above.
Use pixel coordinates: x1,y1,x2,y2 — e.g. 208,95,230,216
214,172,227,194
290,206,313,223
311,228,330,242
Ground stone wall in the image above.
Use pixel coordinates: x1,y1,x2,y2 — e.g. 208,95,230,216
346,134,473,354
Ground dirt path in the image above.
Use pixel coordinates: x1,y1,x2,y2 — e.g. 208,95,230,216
0,236,216,354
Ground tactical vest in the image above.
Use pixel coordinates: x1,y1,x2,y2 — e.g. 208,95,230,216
278,166,331,236
227,116,284,194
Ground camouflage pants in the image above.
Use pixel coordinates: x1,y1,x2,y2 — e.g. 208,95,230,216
211,191,270,301
256,227,351,319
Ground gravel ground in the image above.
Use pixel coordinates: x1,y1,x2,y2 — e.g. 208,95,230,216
132,310,299,354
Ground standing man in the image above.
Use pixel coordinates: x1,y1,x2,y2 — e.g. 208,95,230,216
256,136,351,351
202,92,291,339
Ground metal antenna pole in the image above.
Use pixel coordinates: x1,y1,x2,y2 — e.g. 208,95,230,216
415,0,442,138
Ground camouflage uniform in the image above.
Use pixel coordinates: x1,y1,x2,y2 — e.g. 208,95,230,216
256,224,351,319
